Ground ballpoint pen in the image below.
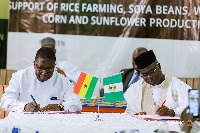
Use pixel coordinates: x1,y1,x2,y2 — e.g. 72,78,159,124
30,94,37,104
30,94,41,112
155,100,166,115
161,100,166,106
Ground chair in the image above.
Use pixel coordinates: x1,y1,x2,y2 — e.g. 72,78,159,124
0,85,9,119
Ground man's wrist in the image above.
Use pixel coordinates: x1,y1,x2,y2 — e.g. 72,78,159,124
58,103,64,111
24,103,28,111
181,123,192,133
169,109,175,117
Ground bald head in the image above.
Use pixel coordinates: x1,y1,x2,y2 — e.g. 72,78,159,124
132,47,147,71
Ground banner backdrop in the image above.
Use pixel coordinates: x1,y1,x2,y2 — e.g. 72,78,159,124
0,0,9,68
7,0,200,78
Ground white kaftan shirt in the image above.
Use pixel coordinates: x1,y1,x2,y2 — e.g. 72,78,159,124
124,75,191,116
56,61,81,86
0,67,82,112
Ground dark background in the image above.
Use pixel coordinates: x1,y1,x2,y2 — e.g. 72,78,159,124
0,19,8,69
9,0,200,40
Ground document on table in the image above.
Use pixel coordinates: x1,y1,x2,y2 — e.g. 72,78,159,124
131,115,181,121
23,111,82,114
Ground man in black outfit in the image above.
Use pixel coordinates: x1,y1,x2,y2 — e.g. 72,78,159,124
121,47,147,92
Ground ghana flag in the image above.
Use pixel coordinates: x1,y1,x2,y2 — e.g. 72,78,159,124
103,73,124,102
73,72,99,100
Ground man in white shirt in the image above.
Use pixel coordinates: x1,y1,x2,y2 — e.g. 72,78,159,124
124,50,191,116
40,37,81,86
1,47,82,112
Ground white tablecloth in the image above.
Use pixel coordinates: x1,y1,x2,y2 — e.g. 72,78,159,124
0,112,198,133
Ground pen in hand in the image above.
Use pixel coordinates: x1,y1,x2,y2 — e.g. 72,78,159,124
30,94,41,112
156,100,166,115
161,100,166,106
30,94,37,103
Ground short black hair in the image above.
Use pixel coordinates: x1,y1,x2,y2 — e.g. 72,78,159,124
35,47,56,61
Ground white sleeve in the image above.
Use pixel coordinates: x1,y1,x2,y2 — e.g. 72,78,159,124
57,61,81,86
124,87,135,115
125,100,137,115
173,78,191,116
0,71,27,112
62,79,82,112
124,79,143,115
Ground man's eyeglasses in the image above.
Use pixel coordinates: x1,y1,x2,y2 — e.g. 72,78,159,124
37,67,54,73
35,64,54,73
141,68,157,78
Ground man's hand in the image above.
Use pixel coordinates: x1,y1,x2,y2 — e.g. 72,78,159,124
41,104,61,112
56,67,66,77
181,106,195,123
156,105,175,116
134,112,147,115
180,106,195,133
24,102,40,112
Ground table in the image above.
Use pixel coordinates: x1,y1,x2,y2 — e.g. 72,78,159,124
0,112,188,133
81,97,127,113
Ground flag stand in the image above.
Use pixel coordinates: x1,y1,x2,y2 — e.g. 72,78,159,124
94,78,102,121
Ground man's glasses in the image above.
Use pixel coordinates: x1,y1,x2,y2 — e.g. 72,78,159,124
141,68,157,78
35,64,54,73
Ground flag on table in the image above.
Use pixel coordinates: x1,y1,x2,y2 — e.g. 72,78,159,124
103,73,124,102
73,72,99,100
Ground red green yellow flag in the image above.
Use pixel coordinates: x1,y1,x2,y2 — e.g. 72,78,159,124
73,72,99,100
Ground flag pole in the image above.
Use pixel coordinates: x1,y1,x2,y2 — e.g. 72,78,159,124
95,78,102,121
98,78,101,114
